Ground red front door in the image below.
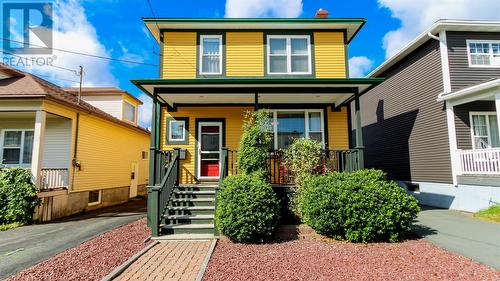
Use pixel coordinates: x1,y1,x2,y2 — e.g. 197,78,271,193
198,122,222,179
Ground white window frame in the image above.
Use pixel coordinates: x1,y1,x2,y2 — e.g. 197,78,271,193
88,190,101,206
267,35,312,75
466,40,500,68
199,35,223,75
169,120,186,142
269,109,325,150
469,111,498,149
123,101,136,123
0,129,34,166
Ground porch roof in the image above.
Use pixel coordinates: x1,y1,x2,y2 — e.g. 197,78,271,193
131,78,384,107
437,78,500,106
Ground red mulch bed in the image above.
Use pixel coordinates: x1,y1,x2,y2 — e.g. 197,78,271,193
204,237,500,281
7,219,151,281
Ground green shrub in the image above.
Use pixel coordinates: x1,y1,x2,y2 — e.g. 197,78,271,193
215,172,281,243
284,138,323,187
0,168,40,225
300,169,420,243
237,110,272,175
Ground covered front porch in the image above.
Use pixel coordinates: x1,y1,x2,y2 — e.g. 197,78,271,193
439,79,500,185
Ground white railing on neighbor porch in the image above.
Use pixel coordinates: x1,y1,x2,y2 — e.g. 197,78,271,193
40,168,69,190
458,148,500,175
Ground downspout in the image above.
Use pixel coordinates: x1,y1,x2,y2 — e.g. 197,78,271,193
71,113,80,190
427,32,440,41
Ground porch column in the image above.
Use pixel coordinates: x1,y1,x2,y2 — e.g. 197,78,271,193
496,94,500,137
148,93,158,187
354,90,364,169
31,110,46,188
445,101,459,186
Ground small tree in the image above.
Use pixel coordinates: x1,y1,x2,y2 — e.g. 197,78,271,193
237,110,272,175
284,138,323,187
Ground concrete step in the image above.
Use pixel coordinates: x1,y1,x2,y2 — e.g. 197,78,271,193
164,214,214,225
168,206,215,215
176,184,218,192
153,233,216,240
161,223,214,235
170,198,215,207
173,190,216,199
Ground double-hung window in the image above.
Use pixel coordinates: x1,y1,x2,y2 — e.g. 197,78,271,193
169,120,186,142
267,35,311,74
470,112,499,149
1,129,34,165
268,110,324,150
467,40,500,67
199,35,222,75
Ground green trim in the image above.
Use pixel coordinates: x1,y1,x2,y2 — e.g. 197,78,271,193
132,77,384,85
165,117,189,145
143,18,367,24
194,118,226,181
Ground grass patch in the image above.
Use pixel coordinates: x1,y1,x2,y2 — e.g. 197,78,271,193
474,205,500,223
0,222,22,231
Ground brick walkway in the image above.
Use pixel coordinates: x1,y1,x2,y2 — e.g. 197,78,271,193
115,240,212,281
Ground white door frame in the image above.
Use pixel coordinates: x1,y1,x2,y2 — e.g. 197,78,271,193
197,121,223,180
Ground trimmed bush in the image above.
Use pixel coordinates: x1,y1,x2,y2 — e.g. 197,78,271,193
284,138,323,187
300,169,420,243
237,110,272,175
215,172,281,243
0,168,40,225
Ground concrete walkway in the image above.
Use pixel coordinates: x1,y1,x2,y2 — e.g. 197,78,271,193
413,207,500,269
0,198,146,280
115,240,213,281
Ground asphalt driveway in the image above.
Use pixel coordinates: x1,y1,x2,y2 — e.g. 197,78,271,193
0,198,146,280
413,206,500,270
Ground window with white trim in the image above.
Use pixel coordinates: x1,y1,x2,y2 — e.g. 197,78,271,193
123,101,136,123
199,35,222,75
169,120,186,141
467,40,500,67
267,35,311,74
268,110,324,150
0,129,34,165
470,112,499,149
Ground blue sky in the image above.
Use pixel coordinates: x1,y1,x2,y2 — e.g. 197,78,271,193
4,0,499,127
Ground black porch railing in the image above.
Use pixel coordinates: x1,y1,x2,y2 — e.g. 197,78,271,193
224,149,363,185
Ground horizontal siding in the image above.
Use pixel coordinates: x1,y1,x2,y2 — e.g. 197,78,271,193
73,113,150,191
328,106,349,149
355,40,452,183
81,96,122,120
454,101,496,149
447,31,500,92
226,32,264,77
314,32,346,78
162,32,197,79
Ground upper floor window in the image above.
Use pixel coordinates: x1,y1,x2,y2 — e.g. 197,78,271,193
467,40,500,68
123,101,136,123
1,129,34,165
200,35,222,75
267,35,311,75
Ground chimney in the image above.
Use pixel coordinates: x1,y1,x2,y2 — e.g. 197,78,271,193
315,8,329,18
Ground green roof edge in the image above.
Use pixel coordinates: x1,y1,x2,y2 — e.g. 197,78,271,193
131,77,384,85
142,18,367,24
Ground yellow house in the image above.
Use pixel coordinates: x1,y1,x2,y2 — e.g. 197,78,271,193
132,13,383,237
0,64,150,221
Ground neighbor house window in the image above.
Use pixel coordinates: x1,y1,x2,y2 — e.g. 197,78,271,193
199,35,222,74
467,40,500,67
1,130,34,165
269,110,324,150
169,120,186,141
123,101,136,123
88,190,101,206
267,35,311,74
470,112,499,149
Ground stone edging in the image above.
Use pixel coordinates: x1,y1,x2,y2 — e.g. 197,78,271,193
195,239,218,281
100,240,159,281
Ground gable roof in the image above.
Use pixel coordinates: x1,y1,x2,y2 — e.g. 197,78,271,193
0,64,149,135
143,17,366,44
368,19,500,78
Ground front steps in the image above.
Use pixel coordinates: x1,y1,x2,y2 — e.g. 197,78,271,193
160,184,217,237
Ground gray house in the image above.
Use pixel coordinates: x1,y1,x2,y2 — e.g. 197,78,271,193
356,20,500,212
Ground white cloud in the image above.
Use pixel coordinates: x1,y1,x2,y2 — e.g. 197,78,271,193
379,0,500,59
10,0,117,87
117,41,145,68
225,0,303,18
137,93,152,130
349,56,374,78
